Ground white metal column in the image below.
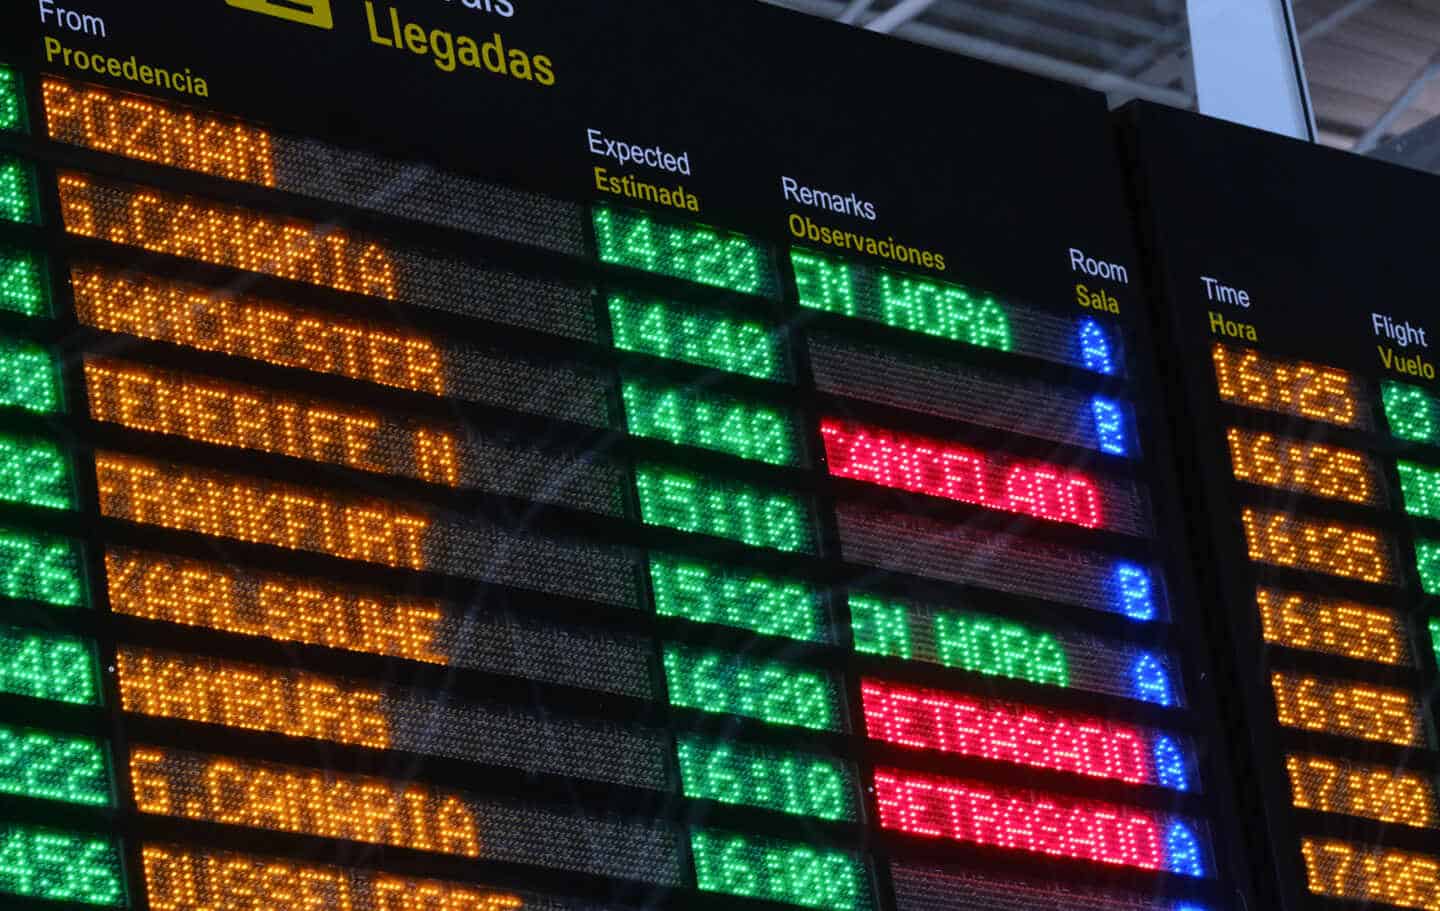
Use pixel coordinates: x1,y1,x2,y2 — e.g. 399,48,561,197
1186,0,1316,140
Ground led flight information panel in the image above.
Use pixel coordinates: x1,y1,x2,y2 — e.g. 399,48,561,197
0,3,1249,911
1126,102,1440,911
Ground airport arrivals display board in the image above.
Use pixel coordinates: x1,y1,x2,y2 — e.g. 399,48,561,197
0,2,1251,910
1126,102,1440,911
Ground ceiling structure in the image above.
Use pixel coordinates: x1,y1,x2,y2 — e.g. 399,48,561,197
761,0,1197,109
1300,0,1440,152
762,0,1440,164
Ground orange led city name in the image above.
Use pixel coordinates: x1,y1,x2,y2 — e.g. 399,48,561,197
145,844,520,911
1303,838,1440,911
117,648,389,748
1287,754,1436,828
144,844,523,911
1241,507,1394,584
72,266,446,394
43,77,276,186
1257,587,1408,665
1212,343,1362,427
1226,427,1377,505
95,452,430,569
106,550,446,664
1271,671,1421,747
85,358,459,485
131,748,480,857
58,172,398,299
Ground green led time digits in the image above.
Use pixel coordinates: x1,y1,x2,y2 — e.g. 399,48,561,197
622,379,800,465
0,248,47,317
0,529,85,607
0,723,109,806
0,337,61,413
690,829,869,911
0,625,97,705
634,465,813,552
0,435,73,511
593,206,771,296
0,156,36,225
1398,461,1440,520
0,824,124,906
1383,381,1440,444
609,294,785,381
0,67,23,133
664,645,838,730
1431,617,1440,671
849,594,1069,688
650,555,825,642
1417,540,1440,596
676,737,855,821
790,248,1011,352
